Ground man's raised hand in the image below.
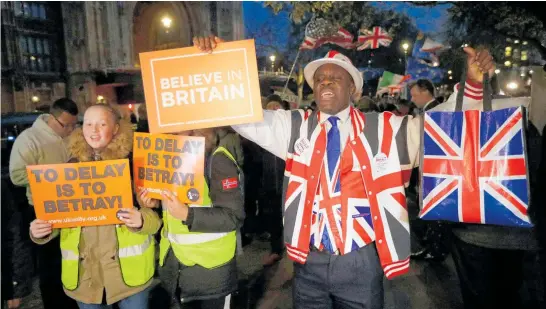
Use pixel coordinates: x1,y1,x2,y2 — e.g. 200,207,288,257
193,35,225,54
463,46,496,84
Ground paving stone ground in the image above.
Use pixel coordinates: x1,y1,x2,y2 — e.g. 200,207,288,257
11,238,467,309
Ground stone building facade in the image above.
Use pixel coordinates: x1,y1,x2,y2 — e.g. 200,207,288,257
1,1,244,114
1,1,68,113
61,1,244,116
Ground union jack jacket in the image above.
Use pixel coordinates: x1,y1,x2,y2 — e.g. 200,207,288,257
283,107,417,279
232,82,479,279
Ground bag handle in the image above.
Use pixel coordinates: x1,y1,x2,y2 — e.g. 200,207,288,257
455,66,493,112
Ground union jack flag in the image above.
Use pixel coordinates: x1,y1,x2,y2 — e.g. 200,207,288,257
419,107,531,227
357,26,393,50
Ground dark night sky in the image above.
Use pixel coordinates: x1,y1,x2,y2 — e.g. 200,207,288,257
243,1,451,43
370,2,451,34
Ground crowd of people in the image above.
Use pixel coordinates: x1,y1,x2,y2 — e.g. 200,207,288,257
1,34,545,309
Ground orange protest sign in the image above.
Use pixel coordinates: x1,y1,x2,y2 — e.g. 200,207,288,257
139,39,263,133
26,159,133,228
133,132,205,204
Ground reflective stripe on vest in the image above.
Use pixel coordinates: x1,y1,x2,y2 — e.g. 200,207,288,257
159,146,240,269
119,235,153,258
60,227,81,290
168,231,229,245
61,249,78,261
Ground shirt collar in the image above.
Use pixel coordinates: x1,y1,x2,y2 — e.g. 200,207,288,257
319,105,351,125
423,98,436,111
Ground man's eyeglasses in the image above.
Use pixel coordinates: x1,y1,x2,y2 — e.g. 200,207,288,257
53,116,78,130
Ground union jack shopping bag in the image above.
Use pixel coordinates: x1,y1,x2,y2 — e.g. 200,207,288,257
418,75,532,227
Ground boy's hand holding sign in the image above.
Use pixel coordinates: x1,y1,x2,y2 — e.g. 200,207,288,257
27,159,133,228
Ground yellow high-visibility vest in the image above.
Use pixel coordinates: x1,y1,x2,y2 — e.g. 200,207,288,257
159,146,240,269
60,225,155,290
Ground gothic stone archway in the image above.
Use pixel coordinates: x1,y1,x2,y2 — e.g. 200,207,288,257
132,2,194,66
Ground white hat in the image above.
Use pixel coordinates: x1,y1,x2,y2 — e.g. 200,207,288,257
304,50,363,92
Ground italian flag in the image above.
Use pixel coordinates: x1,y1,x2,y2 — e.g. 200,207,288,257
376,71,411,96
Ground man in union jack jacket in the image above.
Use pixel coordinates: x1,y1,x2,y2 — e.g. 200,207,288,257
194,36,493,309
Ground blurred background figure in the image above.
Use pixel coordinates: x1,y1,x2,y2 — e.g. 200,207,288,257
136,104,149,133
355,96,374,112
282,100,291,110
407,79,451,262
264,94,289,111
393,99,414,116
260,94,289,266
409,79,441,114
9,98,79,309
240,137,262,246
2,178,33,309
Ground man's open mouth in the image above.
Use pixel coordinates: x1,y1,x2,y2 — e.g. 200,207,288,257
321,91,335,99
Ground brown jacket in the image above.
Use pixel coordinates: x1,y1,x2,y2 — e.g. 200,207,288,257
31,120,162,305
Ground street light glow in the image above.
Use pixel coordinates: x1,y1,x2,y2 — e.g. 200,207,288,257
448,70,452,74
494,69,501,74
507,81,518,90
161,16,172,28
504,60,511,67
269,55,276,73
31,96,39,102
402,43,409,51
